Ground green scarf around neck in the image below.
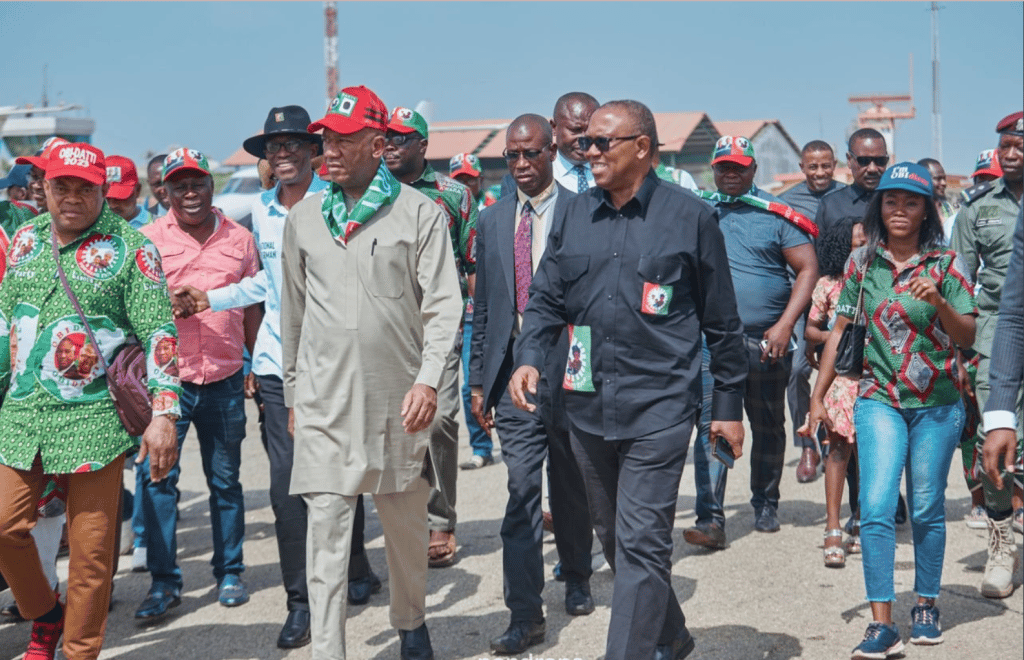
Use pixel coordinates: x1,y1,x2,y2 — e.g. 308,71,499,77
321,161,400,245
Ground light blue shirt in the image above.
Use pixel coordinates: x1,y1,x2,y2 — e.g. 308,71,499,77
553,150,594,192
128,205,153,229
207,175,328,378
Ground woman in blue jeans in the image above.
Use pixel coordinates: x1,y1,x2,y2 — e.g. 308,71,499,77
808,162,977,660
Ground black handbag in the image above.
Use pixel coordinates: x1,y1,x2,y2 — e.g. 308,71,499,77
834,258,868,378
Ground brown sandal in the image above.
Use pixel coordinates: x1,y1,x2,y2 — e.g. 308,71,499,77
823,528,846,568
428,530,457,568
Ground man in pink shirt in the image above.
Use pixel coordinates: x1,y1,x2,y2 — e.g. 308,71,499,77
134,148,261,620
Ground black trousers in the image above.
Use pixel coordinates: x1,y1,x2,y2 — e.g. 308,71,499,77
256,375,309,611
494,382,593,622
570,417,694,660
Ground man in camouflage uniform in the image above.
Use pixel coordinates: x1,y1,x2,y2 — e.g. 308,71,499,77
383,106,478,568
951,111,1024,599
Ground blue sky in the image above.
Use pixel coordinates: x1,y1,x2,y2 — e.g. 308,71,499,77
2,2,1021,177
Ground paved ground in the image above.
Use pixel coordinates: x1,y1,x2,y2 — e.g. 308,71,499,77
2,397,1021,660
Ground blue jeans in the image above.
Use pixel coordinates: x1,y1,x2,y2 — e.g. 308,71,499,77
461,317,492,457
138,370,247,590
855,397,963,602
694,336,790,526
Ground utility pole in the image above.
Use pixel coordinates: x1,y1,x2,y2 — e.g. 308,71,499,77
931,2,943,161
324,2,338,108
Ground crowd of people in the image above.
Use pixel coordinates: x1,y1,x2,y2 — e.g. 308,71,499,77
0,86,1020,660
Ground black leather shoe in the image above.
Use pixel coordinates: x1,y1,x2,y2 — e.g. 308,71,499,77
653,628,696,660
277,609,311,649
398,623,434,660
754,507,781,533
565,580,595,615
895,493,908,525
348,571,382,605
134,586,181,619
490,619,545,655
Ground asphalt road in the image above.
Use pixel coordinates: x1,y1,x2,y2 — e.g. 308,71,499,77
2,397,1021,660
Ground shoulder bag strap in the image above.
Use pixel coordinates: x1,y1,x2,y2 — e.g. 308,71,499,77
51,231,118,405
853,257,868,324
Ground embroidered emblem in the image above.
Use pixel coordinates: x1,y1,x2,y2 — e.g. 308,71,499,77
75,234,126,280
563,325,596,392
274,112,285,123
641,282,673,316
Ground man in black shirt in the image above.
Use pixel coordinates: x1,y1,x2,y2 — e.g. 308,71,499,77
814,128,889,234
509,100,747,660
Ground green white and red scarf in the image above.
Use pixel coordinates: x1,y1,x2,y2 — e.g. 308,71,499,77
697,189,819,238
321,162,401,245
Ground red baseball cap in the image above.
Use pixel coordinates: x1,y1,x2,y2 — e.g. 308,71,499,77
971,149,1003,179
15,136,71,169
162,148,212,182
44,143,106,185
711,136,756,167
105,155,139,200
308,86,388,136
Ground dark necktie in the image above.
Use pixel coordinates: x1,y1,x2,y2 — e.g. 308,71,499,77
573,164,588,193
514,201,534,313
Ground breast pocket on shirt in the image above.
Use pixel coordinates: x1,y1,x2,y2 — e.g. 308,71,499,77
637,254,683,317
362,245,408,299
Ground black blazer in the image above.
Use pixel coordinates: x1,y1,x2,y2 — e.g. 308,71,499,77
469,183,574,421
986,208,1024,418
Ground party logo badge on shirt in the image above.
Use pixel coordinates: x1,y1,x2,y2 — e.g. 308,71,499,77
135,242,165,284
34,315,125,403
9,226,42,268
147,324,180,386
75,234,126,281
563,324,595,392
8,303,41,401
641,282,673,316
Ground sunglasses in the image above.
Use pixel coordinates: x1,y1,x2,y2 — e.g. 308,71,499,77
265,139,310,155
386,133,421,147
852,155,889,168
503,148,547,162
578,135,641,153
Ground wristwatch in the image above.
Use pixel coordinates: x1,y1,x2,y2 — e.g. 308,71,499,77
159,413,181,423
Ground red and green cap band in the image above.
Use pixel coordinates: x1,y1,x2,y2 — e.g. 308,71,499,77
449,153,482,178
162,148,212,182
387,107,429,138
711,135,755,167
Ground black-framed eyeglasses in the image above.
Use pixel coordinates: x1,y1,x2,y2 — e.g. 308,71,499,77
852,155,889,168
265,139,309,155
386,133,421,147
503,148,546,162
578,135,641,153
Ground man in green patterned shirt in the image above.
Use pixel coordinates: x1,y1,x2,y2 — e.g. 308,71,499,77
0,142,181,660
384,106,478,568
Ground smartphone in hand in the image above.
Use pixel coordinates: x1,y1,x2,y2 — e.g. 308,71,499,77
713,435,736,469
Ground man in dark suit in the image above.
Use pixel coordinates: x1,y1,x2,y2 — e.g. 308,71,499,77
983,208,1024,598
469,114,595,656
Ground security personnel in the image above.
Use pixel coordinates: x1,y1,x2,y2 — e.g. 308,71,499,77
950,110,1023,599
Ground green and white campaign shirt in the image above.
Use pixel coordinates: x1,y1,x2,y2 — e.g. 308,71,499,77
837,243,976,410
0,207,182,474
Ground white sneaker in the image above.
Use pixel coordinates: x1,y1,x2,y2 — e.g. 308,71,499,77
981,515,1018,598
964,505,988,529
119,518,135,556
131,546,148,573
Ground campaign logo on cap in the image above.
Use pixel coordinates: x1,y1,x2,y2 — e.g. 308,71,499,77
308,86,388,136
876,162,933,198
388,107,429,138
972,149,1003,179
15,136,72,169
449,153,482,178
996,111,1024,136
104,155,139,200
711,136,755,167
44,143,106,186
162,148,211,182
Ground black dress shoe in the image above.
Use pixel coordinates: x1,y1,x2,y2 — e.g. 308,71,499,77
754,507,780,533
398,622,434,660
277,609,311,649
490,619,545,655
565,580,595,615
348,571,382,605
134,586,181,619
653,628,696,660
895,493,908,525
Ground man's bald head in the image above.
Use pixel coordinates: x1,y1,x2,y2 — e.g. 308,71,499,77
552,92,599,164
508,114,553,143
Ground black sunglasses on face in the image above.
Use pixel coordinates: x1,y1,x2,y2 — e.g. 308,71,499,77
503,148,546,162
265,139,309,155
386,134,420,147
852,155,889,168
578,135,641,153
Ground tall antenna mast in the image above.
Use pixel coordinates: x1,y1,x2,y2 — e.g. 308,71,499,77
931,3,943,161
42,63,49,108
324,2,339,108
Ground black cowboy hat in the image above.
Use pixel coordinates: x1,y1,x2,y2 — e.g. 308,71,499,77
243,105,323,158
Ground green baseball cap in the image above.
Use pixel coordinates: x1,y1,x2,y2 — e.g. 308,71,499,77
387,107,429,138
